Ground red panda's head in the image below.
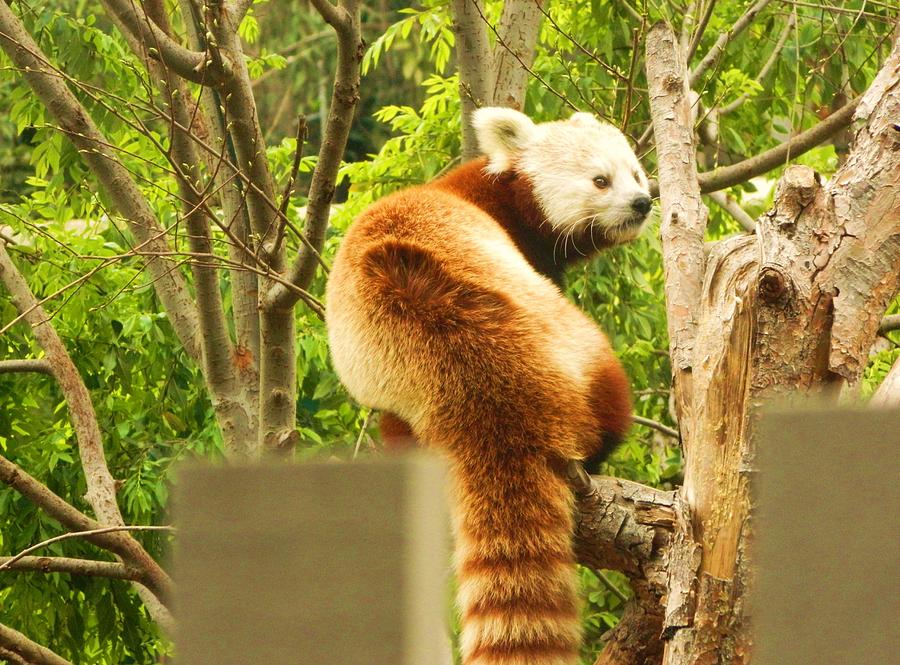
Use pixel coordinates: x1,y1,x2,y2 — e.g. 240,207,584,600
472,108,651,246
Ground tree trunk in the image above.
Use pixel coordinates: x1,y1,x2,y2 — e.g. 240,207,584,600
641,23,900,665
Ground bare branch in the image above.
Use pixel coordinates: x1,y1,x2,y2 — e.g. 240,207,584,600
707,190,756,232
646,21,708,440
0,2,202,362
451,0,494,158
97,0,213,84
0,453,172,603
689,0,774,88
0,360,53,376
273,116,309,257
719,14,794,115
230,0,257,24
879,314,900,336
871,356,900,409
0,556,140,581
491,0,545,109
0,241,125,530
685,98,861,195
633,415,680,439
0,624,72,665
271,0,362,305
615,0,643,24
0,526,173,574
309,0,351,30
686,0,717,63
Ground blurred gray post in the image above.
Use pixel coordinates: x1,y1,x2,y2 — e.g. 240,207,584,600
755,407,900,665
173,455,450,665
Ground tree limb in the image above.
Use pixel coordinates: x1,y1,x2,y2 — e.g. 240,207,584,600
685,0,717,63
646,21,708,442
568,464,675,665
176,0,262,374
707,191,756,232
271,0,362,304
647,97,863,198
689,0,773,88
0,241,125,531
491,0,545,110
879,314,900,335
0,359,53,376
697,98,860,194
450,0,494,158
718,14,794,115
97,0,213,84
0,556,140,581
633,415,680,439
871,355,900,409
0,453,172,604
0,624,72,665
0,2,202,363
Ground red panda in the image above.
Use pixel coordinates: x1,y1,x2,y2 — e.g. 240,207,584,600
326,108,651,665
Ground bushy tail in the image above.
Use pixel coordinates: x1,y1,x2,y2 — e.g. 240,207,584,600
451,454,582,665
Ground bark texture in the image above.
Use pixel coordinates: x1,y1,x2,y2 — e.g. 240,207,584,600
642,24,900,665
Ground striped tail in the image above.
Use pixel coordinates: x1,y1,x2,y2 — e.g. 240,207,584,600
451,454,582,665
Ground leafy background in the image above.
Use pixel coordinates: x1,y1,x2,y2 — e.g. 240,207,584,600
0,0,896,662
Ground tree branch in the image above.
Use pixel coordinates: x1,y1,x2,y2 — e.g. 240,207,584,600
648,97,863,198
879,314,900,335
689,0,773,88
490,0,544,109
718,14,794,115
0,241,125,530
176,0,262,375
0,624,72,665
646,20,708,440
707,190,756,232
451,0,494,158
0,2,203,363
685,0,717,63
271,0,362,304
0,359,53,376
0,556,140,581
229,0,257,24
633,415,680,439
0,453,172,604
871,355,900,409
568,464,674,665
97,0,213,84
143,0,239,395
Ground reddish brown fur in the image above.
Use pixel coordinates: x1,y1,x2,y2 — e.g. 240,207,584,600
326,156,633,665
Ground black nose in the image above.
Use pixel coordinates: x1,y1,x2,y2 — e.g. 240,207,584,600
631,196,652,216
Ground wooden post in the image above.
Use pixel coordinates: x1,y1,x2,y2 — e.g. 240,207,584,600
173,455,449,665
755,407,900,665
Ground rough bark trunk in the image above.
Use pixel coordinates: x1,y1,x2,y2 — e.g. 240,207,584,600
641,23,900,665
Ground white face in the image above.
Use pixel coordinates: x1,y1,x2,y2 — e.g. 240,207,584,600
473,109,652,245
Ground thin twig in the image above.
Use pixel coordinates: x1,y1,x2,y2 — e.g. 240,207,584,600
633,415,680,439
0,526,174,573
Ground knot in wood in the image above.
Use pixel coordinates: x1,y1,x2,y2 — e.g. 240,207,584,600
776,166,820,209
758,267,788,304
663,74,683,93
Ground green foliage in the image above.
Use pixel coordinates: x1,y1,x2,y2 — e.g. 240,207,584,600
0,0,896,663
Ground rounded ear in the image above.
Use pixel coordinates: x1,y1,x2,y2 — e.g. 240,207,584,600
472,107,536,173
568,112,601,128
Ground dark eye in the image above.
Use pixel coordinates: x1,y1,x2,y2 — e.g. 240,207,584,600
593,175,609,189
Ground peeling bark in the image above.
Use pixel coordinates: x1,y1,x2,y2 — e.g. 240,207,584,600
645,26,900,665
